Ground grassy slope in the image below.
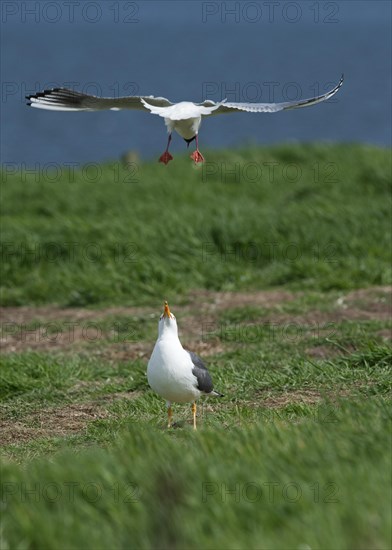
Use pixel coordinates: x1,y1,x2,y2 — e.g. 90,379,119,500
1,399,390,550
1,144,391,549
1,144,391,306
1,343,391,549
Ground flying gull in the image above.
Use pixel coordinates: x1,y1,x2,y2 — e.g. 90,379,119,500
147,301,222,429
26,75,344,164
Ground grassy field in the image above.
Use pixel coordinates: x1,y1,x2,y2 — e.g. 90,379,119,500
1,144,391,549
1,143,391,306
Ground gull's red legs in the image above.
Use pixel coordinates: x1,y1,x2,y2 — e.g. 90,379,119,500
159,133,173,165
190,135,204,163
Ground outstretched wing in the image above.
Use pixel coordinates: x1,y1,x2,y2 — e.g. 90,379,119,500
26,88,173,112
198,75,344,115
186,350,214,394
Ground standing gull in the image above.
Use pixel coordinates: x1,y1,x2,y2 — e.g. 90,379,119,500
147,301,221,429
26,75,344,164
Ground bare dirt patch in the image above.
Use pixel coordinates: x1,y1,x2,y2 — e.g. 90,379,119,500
338,286,392,315
257,386,362,409
1,287,389,448
304,345,341,359
186,289,295,311
0,286,390,357
0,305,149,326
0,403,108,446
0,392,139,446
0,288,296,355
94,340,228,364
260,389,323,409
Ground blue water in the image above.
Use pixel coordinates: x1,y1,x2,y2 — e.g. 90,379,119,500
1,0,391,165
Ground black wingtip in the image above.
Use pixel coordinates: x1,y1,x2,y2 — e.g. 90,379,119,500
337,74,344,89
25,88,60,102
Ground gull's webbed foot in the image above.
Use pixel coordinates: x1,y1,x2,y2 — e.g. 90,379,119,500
159,151,174,165
190,150,204,164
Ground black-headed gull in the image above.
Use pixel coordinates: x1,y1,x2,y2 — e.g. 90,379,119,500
147,301,222,429
26,75,343,164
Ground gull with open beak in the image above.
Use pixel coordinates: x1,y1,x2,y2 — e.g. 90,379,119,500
147,301,222,429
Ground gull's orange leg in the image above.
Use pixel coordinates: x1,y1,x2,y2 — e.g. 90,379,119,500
167,403,173,428
192,402,197,430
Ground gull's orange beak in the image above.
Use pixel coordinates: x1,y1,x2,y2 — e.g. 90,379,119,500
163,301,172,318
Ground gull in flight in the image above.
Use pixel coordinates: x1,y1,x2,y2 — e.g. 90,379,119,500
26,75,343,165
147,301,222,429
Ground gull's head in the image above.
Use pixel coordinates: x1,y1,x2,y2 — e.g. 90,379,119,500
158,301,178,337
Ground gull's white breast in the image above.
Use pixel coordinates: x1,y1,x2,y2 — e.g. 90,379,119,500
147,338,200,403
140,99,225,140
165,117,201,140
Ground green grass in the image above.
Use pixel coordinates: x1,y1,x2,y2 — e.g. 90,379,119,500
1,342,391,548
1,399,391,549
1,144,391,306
1,144,391,549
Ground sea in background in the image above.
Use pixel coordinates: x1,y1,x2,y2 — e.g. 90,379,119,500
1,0,391,166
